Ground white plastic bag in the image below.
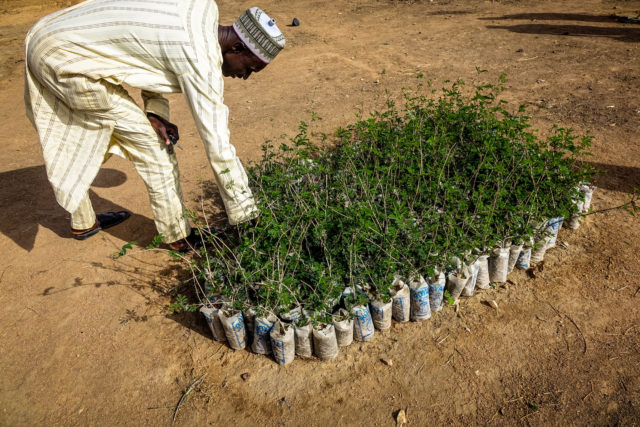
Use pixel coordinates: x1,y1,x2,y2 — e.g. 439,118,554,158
279,306,302,324
294,322,313,358
352,304,375,341
370,299,393,330
313,324,339,360
391,277,410,322
507,244,523,274
428,270,445,312
545,217,564,248
530,236,550,263
475,255,491,289
218,308,246,350
580,182,595,212
566,212,582,229
446,268,470,302
252,314,277,354
333,309,354,347
341,286,354,303
461,259,480,297
516,247,532,269
489,247,509,283
270,320,295,365
409,275,431,321
200,305,227,342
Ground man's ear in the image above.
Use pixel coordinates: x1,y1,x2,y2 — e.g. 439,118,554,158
230,42,246,53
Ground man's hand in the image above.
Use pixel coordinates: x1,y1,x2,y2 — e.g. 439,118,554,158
147,112,179,147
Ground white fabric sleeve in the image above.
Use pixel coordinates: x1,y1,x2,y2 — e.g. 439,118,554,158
141,90,170,122
177,72,258,225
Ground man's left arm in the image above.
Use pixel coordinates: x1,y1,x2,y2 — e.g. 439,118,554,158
177,71,258,226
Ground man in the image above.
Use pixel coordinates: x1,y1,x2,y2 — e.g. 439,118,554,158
24,1,285,250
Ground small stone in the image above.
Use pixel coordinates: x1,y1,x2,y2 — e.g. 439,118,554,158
487,300,498,310
499,407,505,415
381,358,393,366
241,372,250,381
291,17,300,27
396,409,407,426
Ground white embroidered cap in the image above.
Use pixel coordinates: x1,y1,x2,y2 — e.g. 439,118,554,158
232,7,285,64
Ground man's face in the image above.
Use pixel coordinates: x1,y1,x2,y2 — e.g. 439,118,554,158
221,44,267,80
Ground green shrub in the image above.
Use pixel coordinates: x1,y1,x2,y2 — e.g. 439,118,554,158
195,77,594,321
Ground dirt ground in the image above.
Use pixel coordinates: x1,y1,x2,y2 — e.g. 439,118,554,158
1,0,639,424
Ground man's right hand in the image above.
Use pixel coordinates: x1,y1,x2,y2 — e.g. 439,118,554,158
147,112,179,147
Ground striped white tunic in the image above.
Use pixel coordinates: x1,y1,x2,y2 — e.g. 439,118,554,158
24,0,255,224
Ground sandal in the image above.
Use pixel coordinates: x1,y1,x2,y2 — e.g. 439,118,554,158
72,210,131,240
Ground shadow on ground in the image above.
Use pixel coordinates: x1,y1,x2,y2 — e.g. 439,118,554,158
481,13,640,42
587,161,640,194
0,165,156,251
486,24,640,42
479,13,634,24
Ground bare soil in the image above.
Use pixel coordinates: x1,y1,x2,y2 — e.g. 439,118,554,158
1,0,639,425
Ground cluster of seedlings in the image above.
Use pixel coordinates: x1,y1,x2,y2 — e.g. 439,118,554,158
188,77,596,364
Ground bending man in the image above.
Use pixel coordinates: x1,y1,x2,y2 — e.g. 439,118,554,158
25,1,285,250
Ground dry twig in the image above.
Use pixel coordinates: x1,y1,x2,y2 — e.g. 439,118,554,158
565,315,588,354
173,373,207,423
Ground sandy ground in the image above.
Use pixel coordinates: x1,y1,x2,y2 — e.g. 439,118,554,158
1,0,640,424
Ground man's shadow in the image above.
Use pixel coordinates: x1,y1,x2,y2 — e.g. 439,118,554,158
0,165,156,251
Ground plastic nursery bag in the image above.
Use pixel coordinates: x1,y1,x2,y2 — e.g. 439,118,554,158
567,212,582,230
530,236,550,264
516,246,532,269
489,247,509,283
370,299,393,330
218,308,246,350
270,320,295,365
507,244,524,274
200,305,227,342
252,314,277,354
341,286,354,304
446,267,470,302
461,259,481,297
391,277,410,322
545,217,565,249
475,255,491,289
313,324,339,360
333,309,354,347
279,306,302,324
352,304,375,341
409,275,431,321
294,322,313,358
580,182,595,212
428,269,446,312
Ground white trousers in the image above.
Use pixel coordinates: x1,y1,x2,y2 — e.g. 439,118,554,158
69,86,190,242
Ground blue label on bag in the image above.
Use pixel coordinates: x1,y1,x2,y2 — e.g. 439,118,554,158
353,306,374,340
411,286,431,320
517,249,531,269
428,283,444,311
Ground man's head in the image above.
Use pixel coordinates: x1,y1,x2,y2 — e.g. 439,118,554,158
221,7,285,80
